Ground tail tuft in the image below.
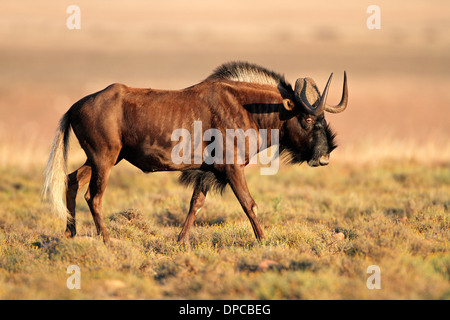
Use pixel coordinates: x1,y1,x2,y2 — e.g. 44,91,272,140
43,112,71,221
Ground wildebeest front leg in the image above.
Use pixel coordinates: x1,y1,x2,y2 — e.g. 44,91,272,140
178,185,208,244
226,165,264,242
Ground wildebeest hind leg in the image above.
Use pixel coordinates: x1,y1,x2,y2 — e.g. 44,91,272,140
178,185,208,244
84,157,117,243
65,162,92,238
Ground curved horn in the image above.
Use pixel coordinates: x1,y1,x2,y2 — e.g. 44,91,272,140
325,71,348,113
315,73,333,116
294,73,333,116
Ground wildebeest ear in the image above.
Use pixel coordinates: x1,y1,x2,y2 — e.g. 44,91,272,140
282,99,295,111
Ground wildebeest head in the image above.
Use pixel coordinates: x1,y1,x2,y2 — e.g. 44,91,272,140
281,72,348,167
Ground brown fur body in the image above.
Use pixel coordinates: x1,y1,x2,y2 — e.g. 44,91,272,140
43,62,345,243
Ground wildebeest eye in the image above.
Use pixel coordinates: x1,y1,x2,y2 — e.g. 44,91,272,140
306,117,314,124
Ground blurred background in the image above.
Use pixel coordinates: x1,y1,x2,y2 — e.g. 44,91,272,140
1,0,449,167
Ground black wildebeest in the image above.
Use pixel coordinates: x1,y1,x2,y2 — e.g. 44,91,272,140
43,61,348,244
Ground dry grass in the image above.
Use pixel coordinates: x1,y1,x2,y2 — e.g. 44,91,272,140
0,150,449,299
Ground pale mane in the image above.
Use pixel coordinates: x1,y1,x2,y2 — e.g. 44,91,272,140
207,61,292,90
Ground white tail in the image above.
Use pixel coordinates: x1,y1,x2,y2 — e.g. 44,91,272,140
43,112,71,221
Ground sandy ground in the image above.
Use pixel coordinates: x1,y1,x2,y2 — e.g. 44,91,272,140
0,0,449,165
